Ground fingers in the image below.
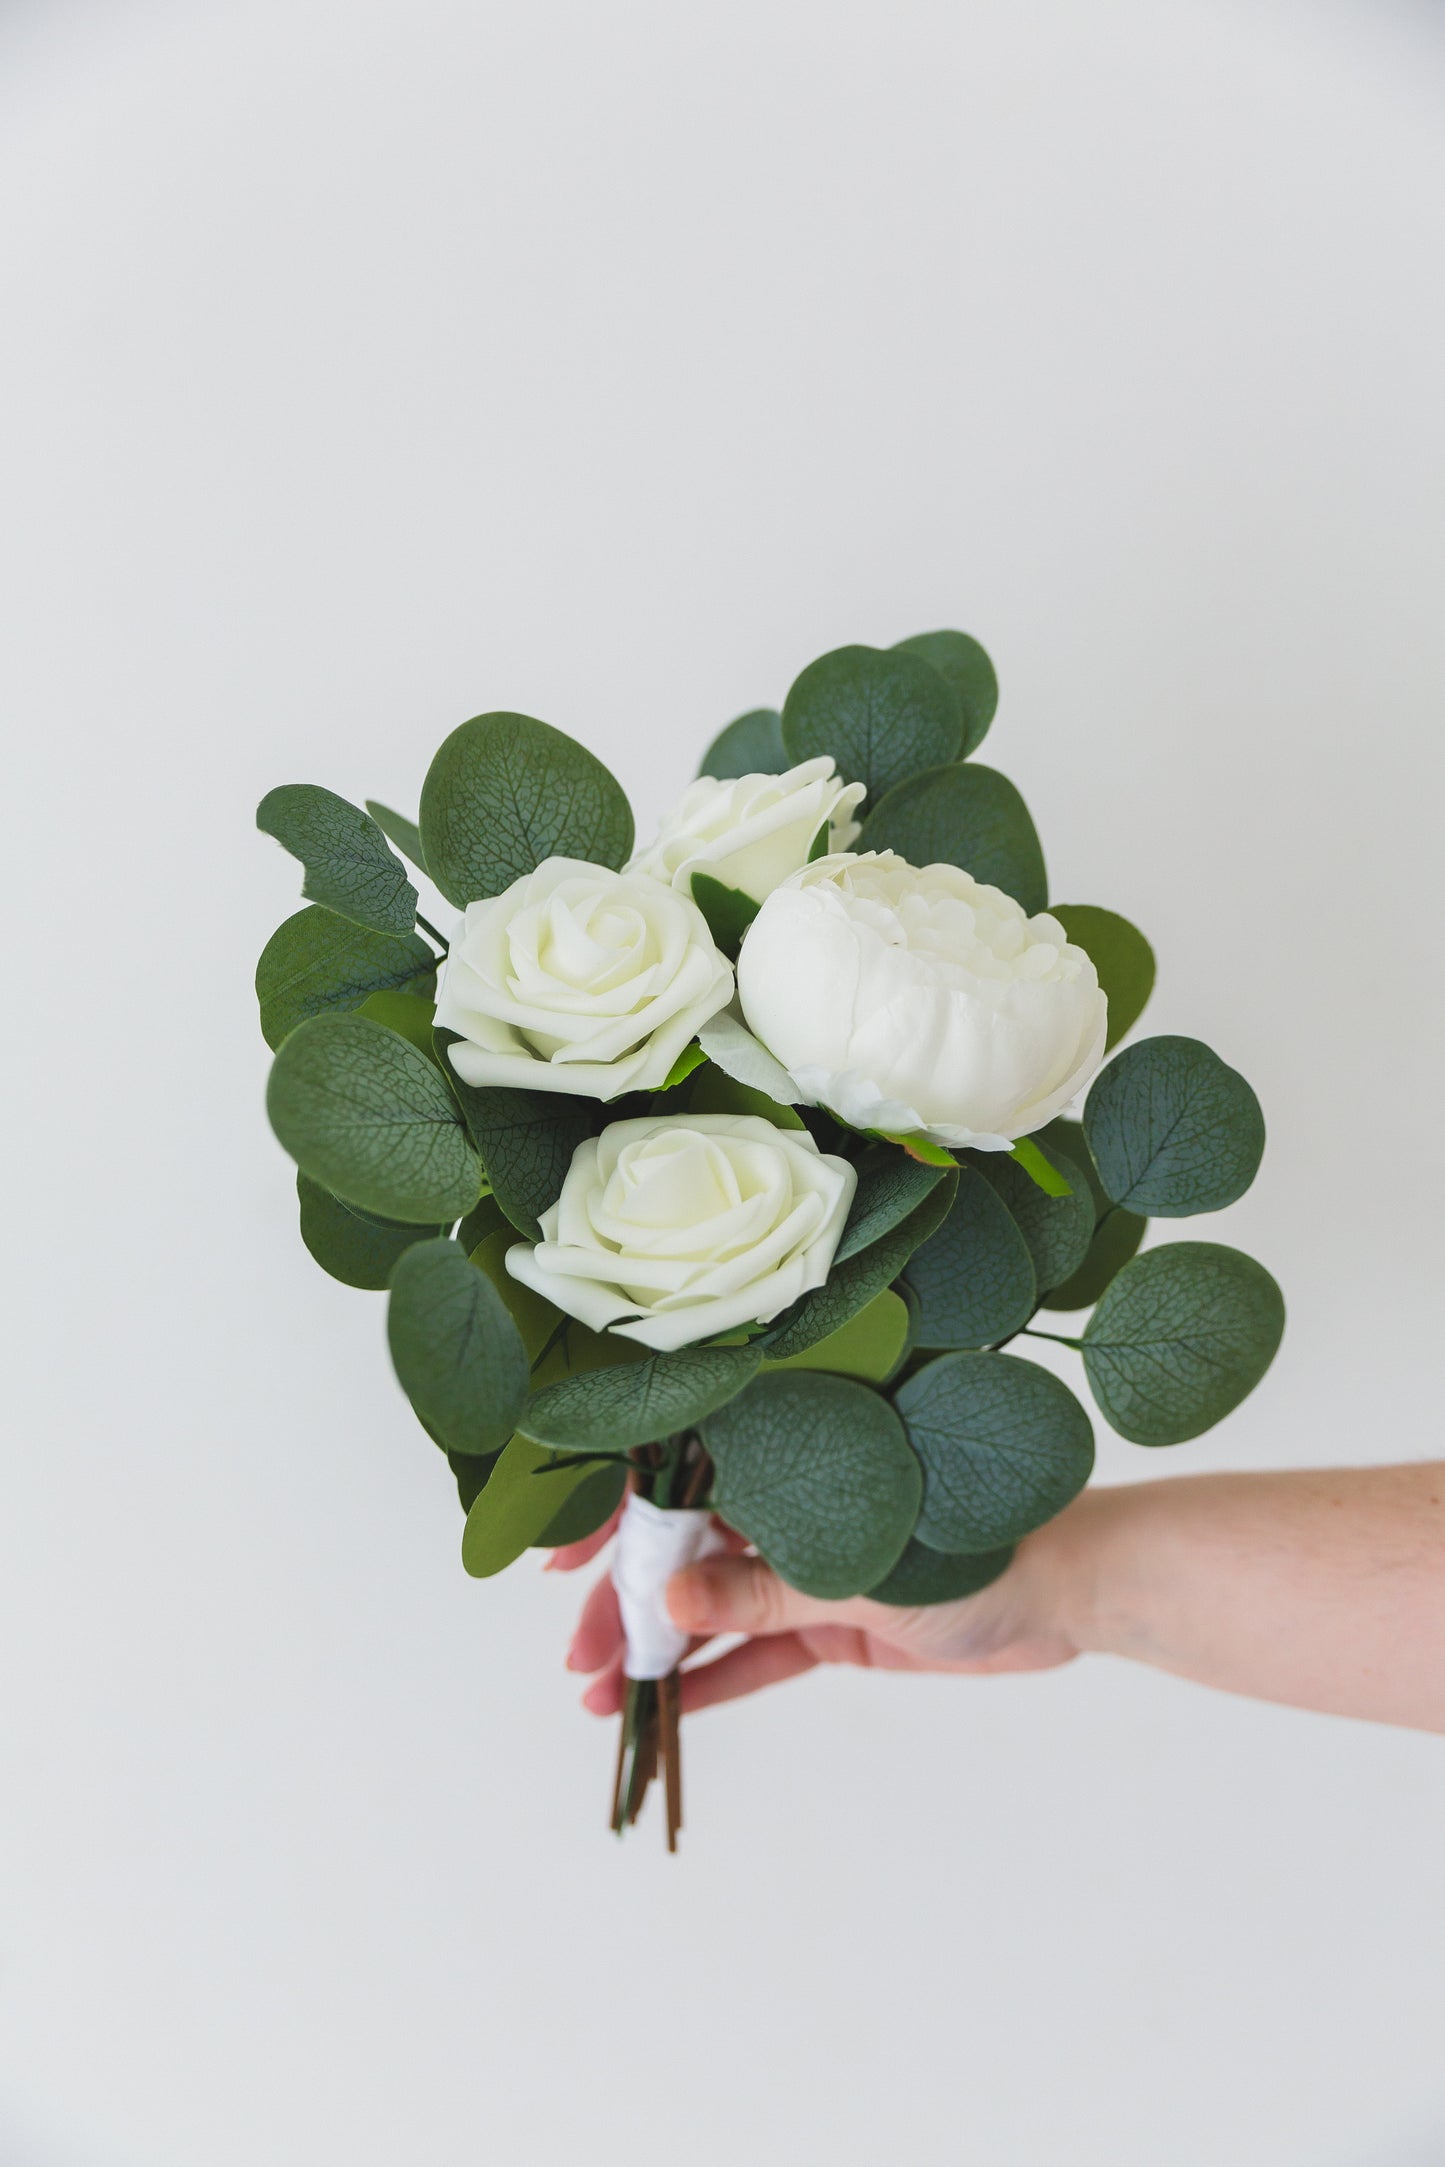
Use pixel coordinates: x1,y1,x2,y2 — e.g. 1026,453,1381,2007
679,1634,819,1712
581,1657,625,1716
544,1501,624,1574
666,1553,879,1640
566,1571,622,1674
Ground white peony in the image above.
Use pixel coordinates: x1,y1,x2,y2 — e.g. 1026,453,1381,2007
736,851,1108,1150
505,1113,856,1352
627,757,866,905
435,857,734,1100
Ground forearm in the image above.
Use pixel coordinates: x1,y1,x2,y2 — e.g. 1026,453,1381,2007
1057,1465,1445,1733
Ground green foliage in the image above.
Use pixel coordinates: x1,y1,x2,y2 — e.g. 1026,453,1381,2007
436,1031,597,1238
761,1172,958,1357
255,907,437,1052
1034,1118,1146,1311
858,763,1047,916
357,989,440,1062
683,1065,805,1128
896,1351,1095,1552
781,645,962,803
690,872,761,955
533,1461,628,1547
1083,1036,1266,1218
835,1146,949,1263
867,1537,1014,1607
266,1011,482,1223
461,1435,606,1577
659,1043,708,1091
972,1146,1094,1294
1081,1241,1285,1444
703,1372,920,1597
762,1288,911,1383
257,784,417,935
524,1345,763,1455
364,800,428,875
387,1237,530,1457
457,1193,507,1255
1051,904,1155,1050
418,712,634,908
450,1449,501,1514
892,630,998,758
902,1166,1036,1348
697,708,787,779
1009,1136,1073,1197
295,1173,444,1290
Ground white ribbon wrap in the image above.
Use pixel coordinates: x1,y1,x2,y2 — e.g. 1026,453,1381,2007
614,1492,725,1680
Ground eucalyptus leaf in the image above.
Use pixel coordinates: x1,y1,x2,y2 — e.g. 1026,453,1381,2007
690,872,761,955
418,712,634,908
1083,1036,1266,1217
364,800,429,876
972,1146,1095,1294
267,1010,481,1223
1082,1241,1285,1444
533,1462,628,1548
295,1173,445,1291
435,1031,598,1239
896,1351,1095,1552
683,1065,805,1128
256,907,436,1051
867,1537,1014,1607
703,1372,920,1598
1051,904,1155,1050
902,1166,1036,1349
761,1173,957,1357
357,989,440,1063
835,1146,948,1264
762,1287,911,1383
892,630,998,758
457,1192,508,1256
461,1436,605,1577
698,708,787,780
858,763,1047,915
257,784,417,935
450,1448,502,1514
781,645,962,803
524,1345,763,1455
387,1237,530,1457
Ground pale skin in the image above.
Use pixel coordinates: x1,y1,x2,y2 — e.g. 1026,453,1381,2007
553,1465,1445,1735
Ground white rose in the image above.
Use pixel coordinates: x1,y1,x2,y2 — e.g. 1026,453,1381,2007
435,857,734,1099
736,852,1108,1150
628,756,866,905
506,1113,856,1351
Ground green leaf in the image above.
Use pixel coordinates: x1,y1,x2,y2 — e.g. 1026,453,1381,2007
364,800,428,875
1051,904,1155,1050
356,989,440,1063
461,1435,605,1577
1033,1118,1147,1311
698,708,787,780
901,1167,1036,1349
533,1462,628,1548
387,1237,530,1457
1081,1241,1285,1444
972,1147,1095,1294
780,644,962,803
761,1173,958,1357
858,763,1047,915
450,1449,501,1514
659,1042,707,1091
873,1131,958,1168
703,1372,920,1597
418,712,634,908
896,1352,1095,1552
267,1011,482,1223
1083,1036,1266,1218
682,1065,805,1128
257,784,417,935
1009,1136,1072,1197
835,1145,948,1263
690,872,761,956
295,1173,445,1290
457,1192,508,1255
762,1287,911,1383
255,907,436,1052
467,1227,562,1356
892,630,998,758
524,1345,763,1455
435,1033,597,1238
867,1536,1014,1607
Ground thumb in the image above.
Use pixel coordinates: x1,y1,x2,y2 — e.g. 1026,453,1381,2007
667,1553,872,1637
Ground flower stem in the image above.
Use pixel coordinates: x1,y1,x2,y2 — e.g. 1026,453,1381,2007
1021,1326,1085,1350
417,912,450,956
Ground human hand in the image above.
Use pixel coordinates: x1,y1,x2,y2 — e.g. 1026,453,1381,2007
548,1498,1095,1716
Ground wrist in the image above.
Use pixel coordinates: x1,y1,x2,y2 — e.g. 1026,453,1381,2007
1024,1484,1135,1660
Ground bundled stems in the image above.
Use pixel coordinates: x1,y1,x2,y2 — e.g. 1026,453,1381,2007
608,1434,711,1850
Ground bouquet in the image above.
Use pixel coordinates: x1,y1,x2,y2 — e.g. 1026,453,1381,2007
255,631,1284,1847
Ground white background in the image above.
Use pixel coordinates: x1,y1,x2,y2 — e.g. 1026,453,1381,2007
3,2,1444,2161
